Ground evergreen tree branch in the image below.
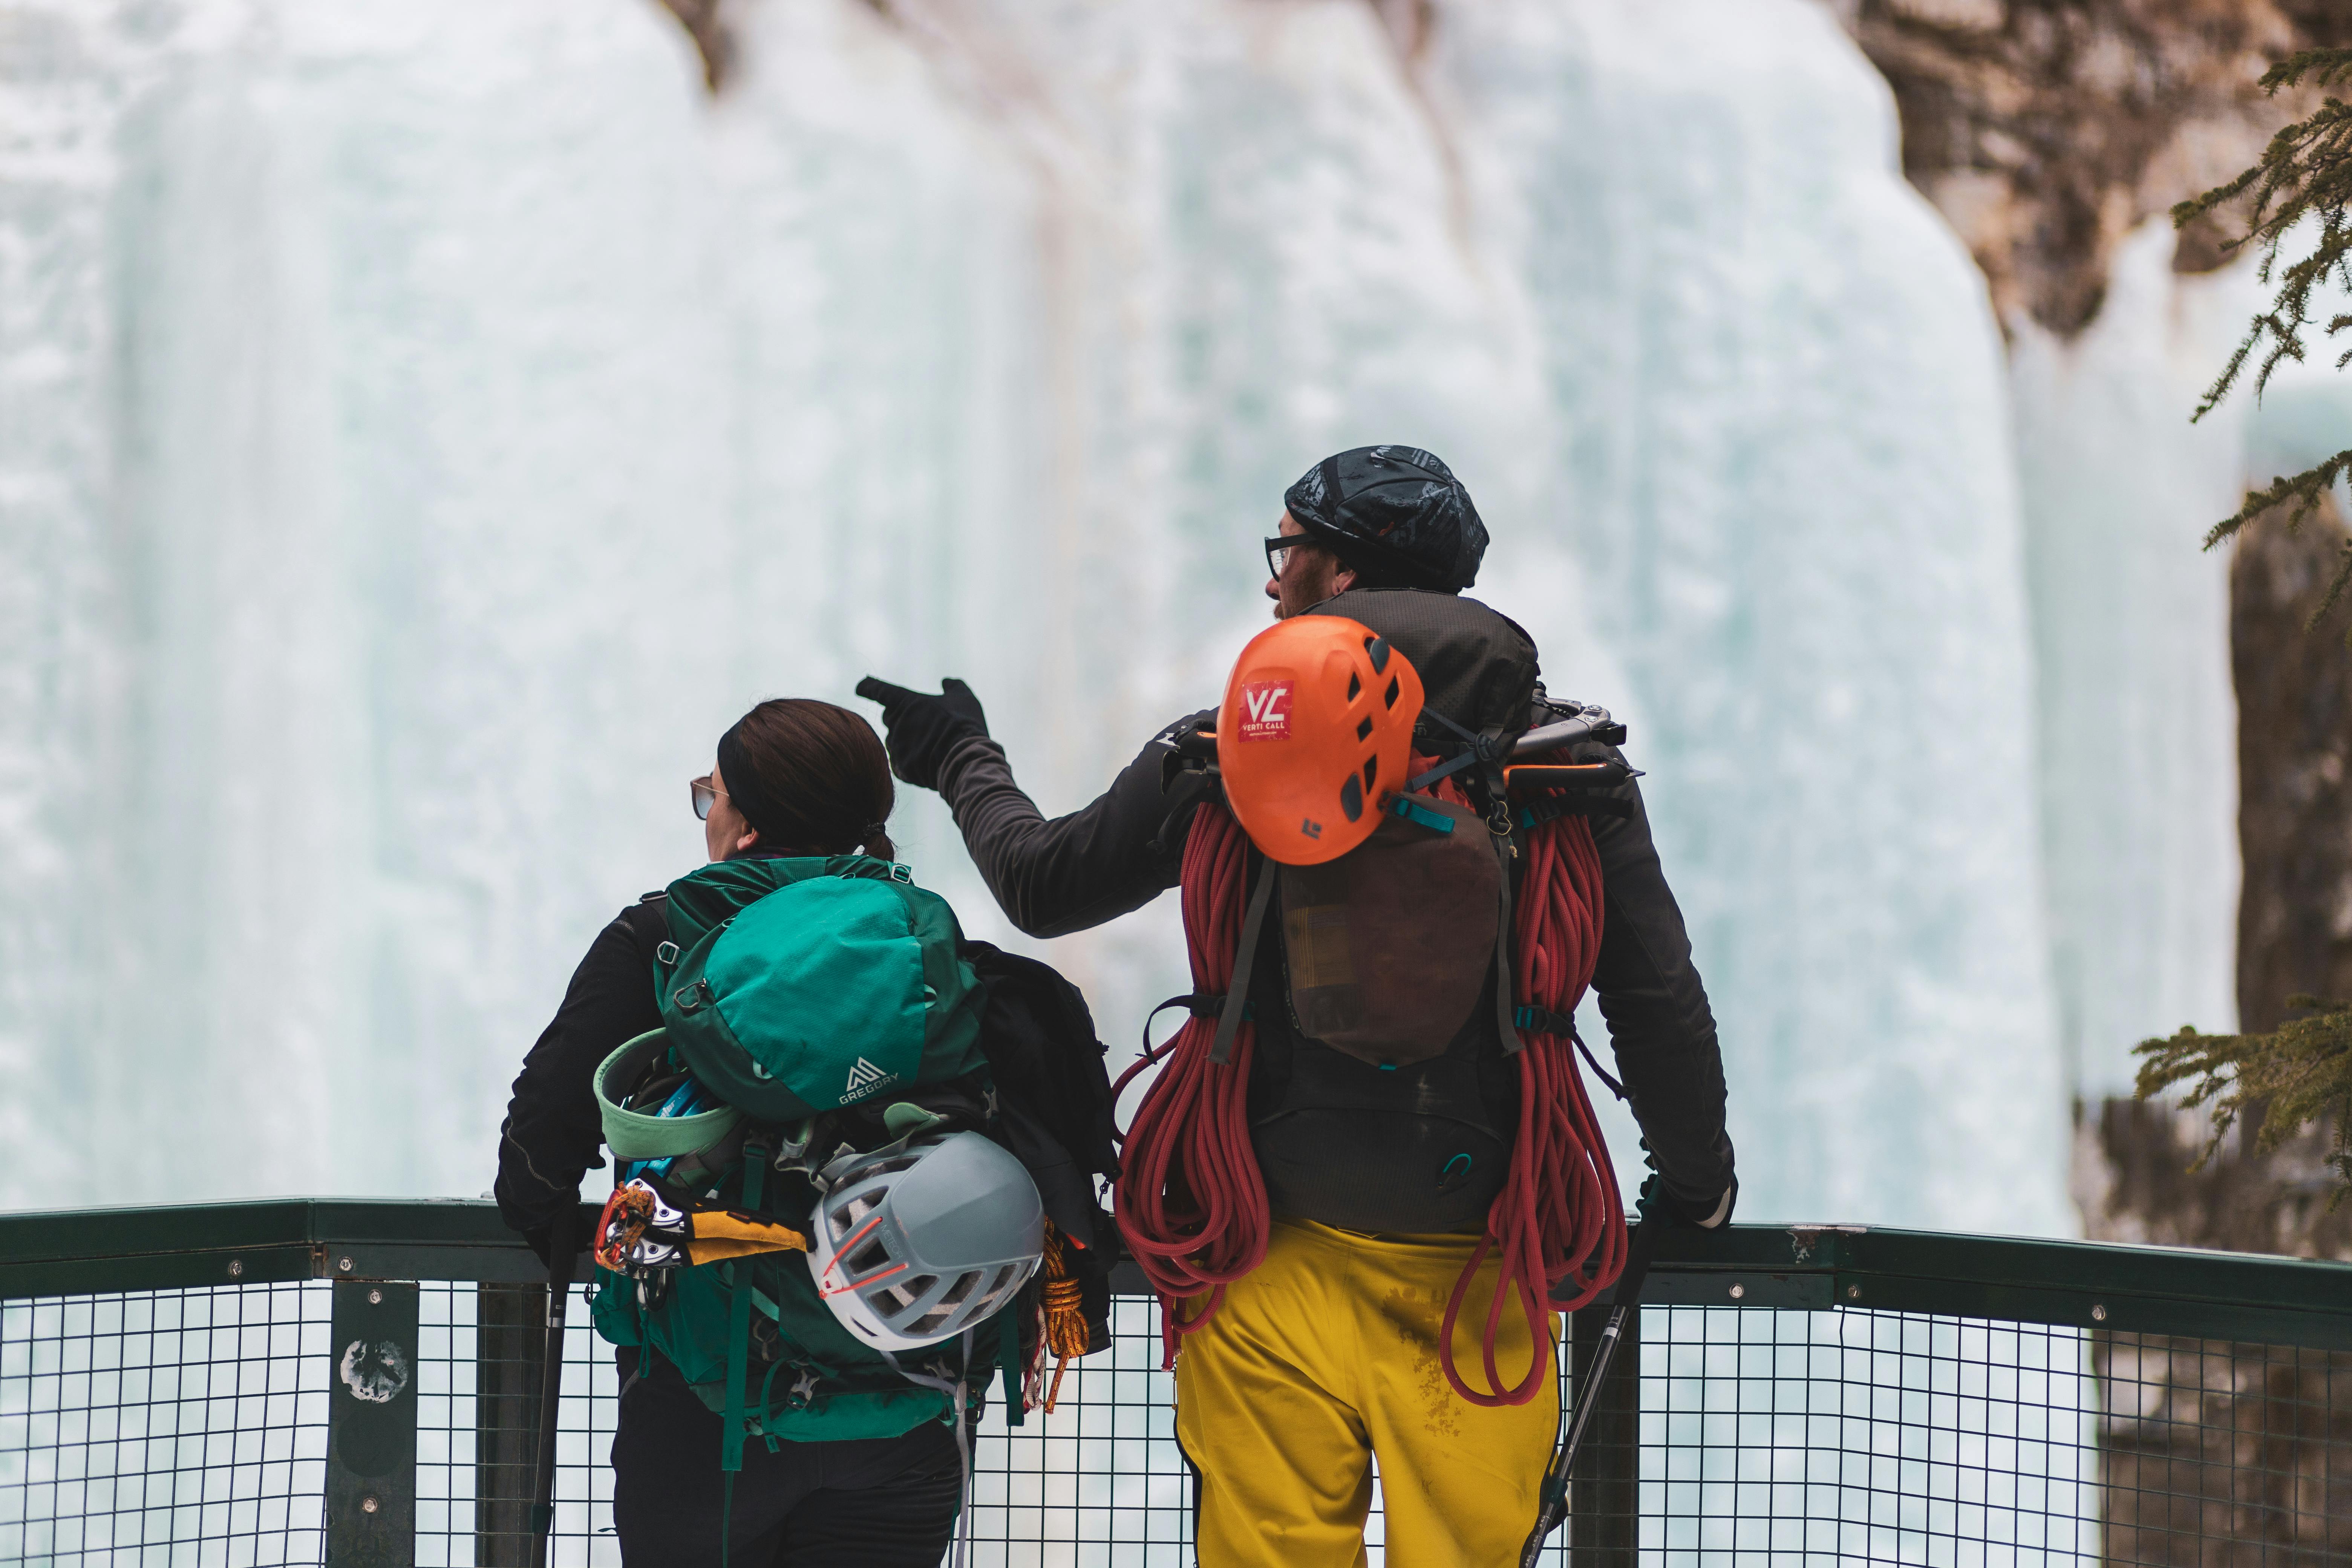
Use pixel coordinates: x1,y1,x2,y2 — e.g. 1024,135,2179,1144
2135,999,2352,1198
2176,48,2352,646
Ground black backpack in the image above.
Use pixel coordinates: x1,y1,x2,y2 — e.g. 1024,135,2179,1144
961,941,1121,1354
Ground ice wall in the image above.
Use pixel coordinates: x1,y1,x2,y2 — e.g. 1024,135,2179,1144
1441,4,2069,1230
2010,221,2251,1096
2,0,2074,1231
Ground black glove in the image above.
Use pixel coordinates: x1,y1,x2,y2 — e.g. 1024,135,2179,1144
856,677,991,792
1637,1171,1737,1230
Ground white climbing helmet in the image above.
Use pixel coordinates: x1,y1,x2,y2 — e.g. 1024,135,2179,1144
808,1131,1045,1352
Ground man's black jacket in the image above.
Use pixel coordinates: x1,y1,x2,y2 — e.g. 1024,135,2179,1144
928,719,1736,1214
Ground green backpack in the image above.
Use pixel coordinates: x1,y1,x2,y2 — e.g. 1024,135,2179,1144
657,854,986,1116
588,854,1007,1463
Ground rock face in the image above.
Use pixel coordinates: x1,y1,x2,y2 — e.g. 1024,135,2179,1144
2076,1096,2352,1259
2073,495,2352,1259
2234,494,2352,1038
1830,0,2352,335
2078,498,2352,1561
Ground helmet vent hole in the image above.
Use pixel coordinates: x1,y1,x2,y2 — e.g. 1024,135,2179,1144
1363,756,1378,791
897,1274,937,1304
1365,637,1391,674
1346,672,1361,701
847,1239,890,1273
938,1272,980,1308
1355,716,1373,742
1340,774,1364,822
1384,675,1400,708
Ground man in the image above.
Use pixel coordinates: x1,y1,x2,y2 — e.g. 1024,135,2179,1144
860,444,1732,1566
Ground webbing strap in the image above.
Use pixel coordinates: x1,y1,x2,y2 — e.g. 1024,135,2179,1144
1389,794,1456,833
1210,852,1276,1065
1493,831,1521,1054
720,1263,751,1477
1405,750,1477,793
719,1145,768,1477
1514,1009,1630,1101
950,1327,976,1568
997,1313,1028,1428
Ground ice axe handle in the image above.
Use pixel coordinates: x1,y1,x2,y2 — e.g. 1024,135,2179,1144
1509,710,1627,759
1519,1220,1663,1566
529,1200,581,1568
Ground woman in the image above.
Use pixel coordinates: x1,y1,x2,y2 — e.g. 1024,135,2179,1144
495,698,972,1566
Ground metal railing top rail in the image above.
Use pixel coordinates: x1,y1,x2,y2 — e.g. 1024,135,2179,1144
6,1199,2352,1350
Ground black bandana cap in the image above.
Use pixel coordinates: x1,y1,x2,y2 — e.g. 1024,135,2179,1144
1282,445,1488,591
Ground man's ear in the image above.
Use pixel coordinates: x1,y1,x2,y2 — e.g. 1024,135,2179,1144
1332,564,1358,594
735,827,762,855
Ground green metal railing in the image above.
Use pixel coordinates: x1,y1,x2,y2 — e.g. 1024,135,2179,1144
4,1201,2349,1563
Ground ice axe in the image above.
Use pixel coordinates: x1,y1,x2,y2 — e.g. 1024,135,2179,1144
1517,1197,1666,1567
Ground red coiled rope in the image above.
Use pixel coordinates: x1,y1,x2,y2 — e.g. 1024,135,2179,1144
1114,790,1621,1398
1111,806,1271,1366
1439,806,1620,1406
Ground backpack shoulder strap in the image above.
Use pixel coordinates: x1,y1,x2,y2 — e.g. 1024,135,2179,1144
620,893,674,965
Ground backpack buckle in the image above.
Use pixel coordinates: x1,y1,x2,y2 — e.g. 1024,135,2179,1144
671,978,712,1014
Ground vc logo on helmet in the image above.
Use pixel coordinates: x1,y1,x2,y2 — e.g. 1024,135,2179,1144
1237,680,1293,741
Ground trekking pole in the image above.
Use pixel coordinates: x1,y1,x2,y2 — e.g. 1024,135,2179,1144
530,1199,581,1568
1517,1214,1664,1568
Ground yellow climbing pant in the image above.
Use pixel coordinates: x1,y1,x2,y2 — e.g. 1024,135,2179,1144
1173,1217,1559,1568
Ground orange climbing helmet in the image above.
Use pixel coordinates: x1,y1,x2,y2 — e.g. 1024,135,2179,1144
1216,615,1425,865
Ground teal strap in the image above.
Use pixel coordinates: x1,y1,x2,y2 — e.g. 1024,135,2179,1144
1389,795,1456,833
754,1357,790,1453
719,1145,770,1476
721,1263,752,1474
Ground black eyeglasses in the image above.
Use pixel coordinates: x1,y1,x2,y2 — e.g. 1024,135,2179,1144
691,775,728,821
1265,533,1319,579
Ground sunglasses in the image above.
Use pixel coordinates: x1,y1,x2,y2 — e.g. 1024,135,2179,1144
691,775,729,822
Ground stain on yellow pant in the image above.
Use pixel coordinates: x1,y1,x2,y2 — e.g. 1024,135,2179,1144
1173,1217,1559,1568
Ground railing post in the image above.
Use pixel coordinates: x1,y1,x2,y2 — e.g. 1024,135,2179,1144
1568,1302,1640,1566
476,1282,548,1566
326,1279,420,1567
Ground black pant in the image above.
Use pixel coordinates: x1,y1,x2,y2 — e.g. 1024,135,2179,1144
610,1356,963,1566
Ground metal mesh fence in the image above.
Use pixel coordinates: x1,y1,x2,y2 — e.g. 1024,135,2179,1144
0,1284,328,1565
7,1283,2351,1564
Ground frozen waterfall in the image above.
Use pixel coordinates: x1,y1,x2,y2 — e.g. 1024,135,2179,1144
9,0,2265,1236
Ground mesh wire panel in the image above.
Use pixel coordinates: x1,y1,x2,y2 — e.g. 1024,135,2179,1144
8,1286,2352,1565
0,1284,329,1566
1632,1306,2100,1566
966,1292,1191,1566
1623,1306,2352,1567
